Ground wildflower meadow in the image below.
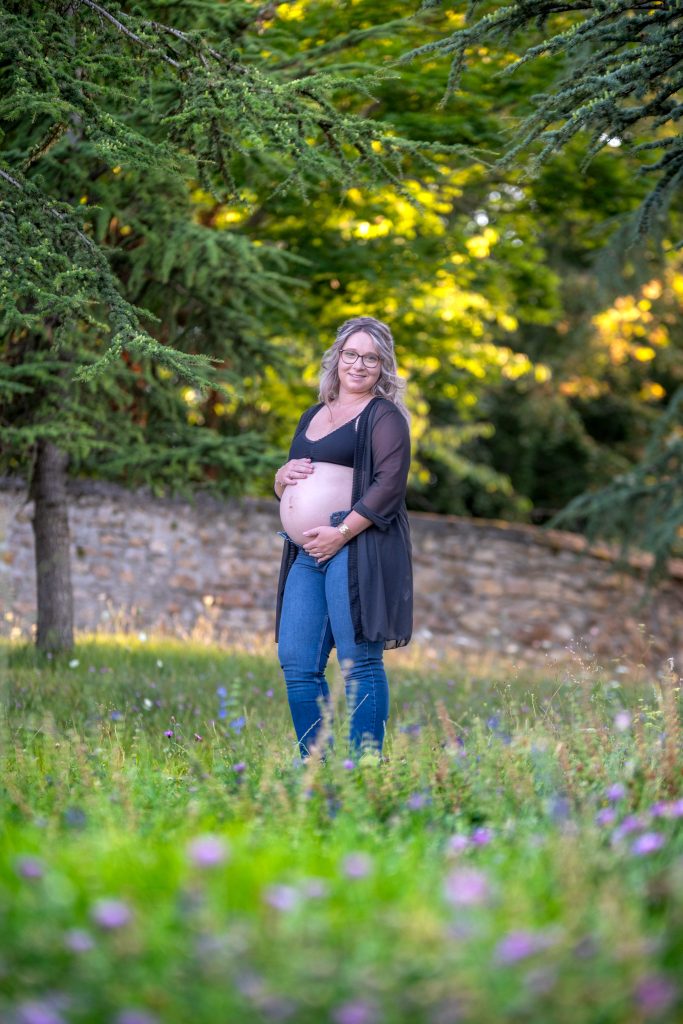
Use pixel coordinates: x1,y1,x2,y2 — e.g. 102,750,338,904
2,634,682,1024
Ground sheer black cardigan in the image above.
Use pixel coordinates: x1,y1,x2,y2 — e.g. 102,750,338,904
274,396,413,649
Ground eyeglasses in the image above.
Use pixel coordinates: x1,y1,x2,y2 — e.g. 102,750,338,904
340,349,380,369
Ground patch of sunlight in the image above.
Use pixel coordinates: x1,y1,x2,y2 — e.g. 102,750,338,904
498,313,518,333
559,377,609,399
351,218,394,239
500,351,534,380
642,279,662,300
191,188,214,206
638,381,666,401
214,209,246,228
277,1,307,20
465,227,499,259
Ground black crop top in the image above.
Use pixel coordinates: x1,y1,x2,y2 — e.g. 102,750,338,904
289,414,358,468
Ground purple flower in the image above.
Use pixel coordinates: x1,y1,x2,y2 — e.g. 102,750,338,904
650,799,683,819
114,1011,160,1024
332,1000,378,1024
233,762,246,773
194,733,203,742
549,795,571,822
164,730,174,738
606,783,626,802
446,834,469,855
301,877,329,899
342,759,355,770
494,929,544,965
16,1000,66,1024
266,689,274,698
407,792,428,810
15,855,44,880
110,710,123,720
63,928,94,953
216,686,227,698
187,835,230,868
230,716,246,734
91,898,133,930
614,710,632,732
634,973,677,1016
342,853,373,879
264,884,300,911
63,806,87,829
631,832,665,856
471,826,493,846
611,814,643,843
596,807,617,827
444,868,491,907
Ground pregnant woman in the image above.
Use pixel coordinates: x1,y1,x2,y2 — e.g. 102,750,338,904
273,315,413,763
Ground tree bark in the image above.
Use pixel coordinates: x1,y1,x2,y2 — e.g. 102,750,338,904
29,440,74,653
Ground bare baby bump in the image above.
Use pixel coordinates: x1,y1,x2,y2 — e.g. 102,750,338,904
280,462,354,546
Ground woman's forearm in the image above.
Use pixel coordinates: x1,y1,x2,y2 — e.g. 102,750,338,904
340,509,373,539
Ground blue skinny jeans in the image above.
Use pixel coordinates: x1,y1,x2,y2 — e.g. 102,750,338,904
278,540,390,762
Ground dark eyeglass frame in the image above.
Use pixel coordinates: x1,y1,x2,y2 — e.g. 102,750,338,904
339,348,381,369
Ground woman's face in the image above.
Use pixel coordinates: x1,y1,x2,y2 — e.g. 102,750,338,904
337,330,382,399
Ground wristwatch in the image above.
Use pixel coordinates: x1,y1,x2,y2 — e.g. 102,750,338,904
337,522,351,539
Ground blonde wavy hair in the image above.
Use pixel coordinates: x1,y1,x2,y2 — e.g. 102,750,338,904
318,316,409,422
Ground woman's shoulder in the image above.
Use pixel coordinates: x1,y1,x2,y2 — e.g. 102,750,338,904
369,397,409,428
294,402,324,432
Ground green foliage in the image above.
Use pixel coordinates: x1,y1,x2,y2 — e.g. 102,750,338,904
2,0,683,560
549,384,683,582
2,637,683,1022
0,0,457,496
0,0,443,371
405,0,683,244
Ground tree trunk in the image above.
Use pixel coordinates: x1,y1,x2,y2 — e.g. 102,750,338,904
29,439,74,653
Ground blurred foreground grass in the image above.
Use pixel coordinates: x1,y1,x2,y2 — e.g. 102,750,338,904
1,634,682,1024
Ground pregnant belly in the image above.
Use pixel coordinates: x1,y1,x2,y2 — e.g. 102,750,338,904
280,462,354,546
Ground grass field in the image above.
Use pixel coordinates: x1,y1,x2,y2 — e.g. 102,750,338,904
1,634,682,1024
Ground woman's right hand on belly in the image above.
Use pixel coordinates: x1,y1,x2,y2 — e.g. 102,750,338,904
276,458,315,487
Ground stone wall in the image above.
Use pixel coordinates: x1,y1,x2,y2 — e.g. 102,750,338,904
1,477,682,670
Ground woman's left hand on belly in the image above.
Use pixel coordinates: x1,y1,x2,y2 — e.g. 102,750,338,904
302,525,346,564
